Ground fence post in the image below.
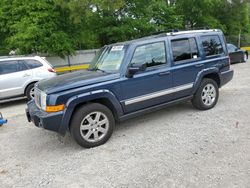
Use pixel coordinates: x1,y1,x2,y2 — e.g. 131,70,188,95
238,29,241,47
67,55,71,72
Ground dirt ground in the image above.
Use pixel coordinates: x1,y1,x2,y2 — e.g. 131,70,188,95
0,60,250,188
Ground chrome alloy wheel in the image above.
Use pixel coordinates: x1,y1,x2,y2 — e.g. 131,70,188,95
201,84,216,106
80,112,109,143
30,87,35,99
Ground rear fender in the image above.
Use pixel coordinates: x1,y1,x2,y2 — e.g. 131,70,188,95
192,67,219,95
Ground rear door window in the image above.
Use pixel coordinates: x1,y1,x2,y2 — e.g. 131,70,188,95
171,38,199,64
0,60,29,75
201,35,224,56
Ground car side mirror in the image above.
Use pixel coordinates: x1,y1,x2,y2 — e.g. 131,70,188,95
126,63,147,78
235,48,240,51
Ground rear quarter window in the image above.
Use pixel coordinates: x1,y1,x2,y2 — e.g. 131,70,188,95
24,60,43,69
201,35,224,56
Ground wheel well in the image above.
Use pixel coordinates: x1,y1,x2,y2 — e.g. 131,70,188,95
71,98,118,123
24,81,37,95
203,73,220,87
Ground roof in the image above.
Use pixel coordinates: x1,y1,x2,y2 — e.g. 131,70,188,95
0,55,43,61
111,29,222,46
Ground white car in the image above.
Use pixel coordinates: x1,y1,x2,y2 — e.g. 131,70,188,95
0,56,56,100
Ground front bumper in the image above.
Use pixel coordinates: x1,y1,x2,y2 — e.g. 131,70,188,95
220,69,234,87
26,100,64,134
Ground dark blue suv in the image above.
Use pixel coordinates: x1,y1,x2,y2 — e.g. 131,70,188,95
26,29,233,148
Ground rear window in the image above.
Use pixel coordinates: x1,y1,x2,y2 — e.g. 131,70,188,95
201,35,224,56
171,38,199,63
0,60,28,75
227,44,237,53
23,60,43,69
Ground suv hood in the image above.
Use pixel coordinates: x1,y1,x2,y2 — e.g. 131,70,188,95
37,70,119,94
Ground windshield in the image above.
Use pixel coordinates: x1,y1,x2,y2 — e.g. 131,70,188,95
89,45,127,72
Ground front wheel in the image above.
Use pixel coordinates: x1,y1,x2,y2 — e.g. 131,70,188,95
192,78,219,110
70,103,115,148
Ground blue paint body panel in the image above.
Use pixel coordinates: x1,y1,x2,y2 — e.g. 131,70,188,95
26,29,234,135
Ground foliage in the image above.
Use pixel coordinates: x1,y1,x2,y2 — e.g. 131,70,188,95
0,0,249,56
0,0,75,57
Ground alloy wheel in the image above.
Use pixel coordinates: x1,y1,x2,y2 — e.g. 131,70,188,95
201,83,216,106
79,111,109,143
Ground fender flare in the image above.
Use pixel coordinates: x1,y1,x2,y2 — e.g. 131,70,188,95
192,67,220,95
58,89,123,135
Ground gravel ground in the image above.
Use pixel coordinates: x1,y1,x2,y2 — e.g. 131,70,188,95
0,61,250,188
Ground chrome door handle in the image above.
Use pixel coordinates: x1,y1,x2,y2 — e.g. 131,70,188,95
159,71,170,76
195,64,204,68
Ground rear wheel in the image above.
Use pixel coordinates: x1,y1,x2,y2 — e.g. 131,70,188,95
25,83,36,100
192,78,219,110
70,103,115,148
243,53,248,62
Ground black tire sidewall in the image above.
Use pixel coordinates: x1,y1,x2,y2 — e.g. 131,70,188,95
70,103,115,148
192,78,219,110
25,83,35,100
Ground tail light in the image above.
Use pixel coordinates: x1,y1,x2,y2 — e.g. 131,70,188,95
48,68,56,73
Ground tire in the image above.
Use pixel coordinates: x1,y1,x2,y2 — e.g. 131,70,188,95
243,53,248,63
191,78,219,110
25,83,36,100
70,103,115,148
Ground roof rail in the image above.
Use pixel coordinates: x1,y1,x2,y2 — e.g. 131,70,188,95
0,55,39,59
166,29,219,36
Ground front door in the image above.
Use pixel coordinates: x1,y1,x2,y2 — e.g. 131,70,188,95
120,41,173,113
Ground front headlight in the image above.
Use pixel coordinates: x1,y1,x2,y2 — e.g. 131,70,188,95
40,91,47,111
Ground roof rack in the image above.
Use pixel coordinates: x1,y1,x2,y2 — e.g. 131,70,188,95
147,28,219,38
166,29,219,36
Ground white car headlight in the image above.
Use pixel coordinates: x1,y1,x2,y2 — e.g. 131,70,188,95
40,91,47,111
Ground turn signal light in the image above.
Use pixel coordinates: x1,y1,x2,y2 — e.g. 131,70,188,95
46,104,64,113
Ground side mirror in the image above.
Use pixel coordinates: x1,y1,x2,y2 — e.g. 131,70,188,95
126,63,147,78
235,48,240,51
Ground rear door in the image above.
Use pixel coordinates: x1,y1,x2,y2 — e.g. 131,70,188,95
170,37,203,99
0,60,32,99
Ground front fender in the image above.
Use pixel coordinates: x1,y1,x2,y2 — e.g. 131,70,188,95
192,67,219,95
58,89,123,135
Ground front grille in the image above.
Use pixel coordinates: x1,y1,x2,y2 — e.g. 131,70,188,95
34,88,41,109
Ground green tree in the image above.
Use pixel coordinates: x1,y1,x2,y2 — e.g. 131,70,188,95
62,0,182,48
0,0,76,56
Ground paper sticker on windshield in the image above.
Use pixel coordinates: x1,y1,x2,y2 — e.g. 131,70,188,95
111,46,124,51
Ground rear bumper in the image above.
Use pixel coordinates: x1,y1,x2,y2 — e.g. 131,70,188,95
220,69,234,87
26,100,65,134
